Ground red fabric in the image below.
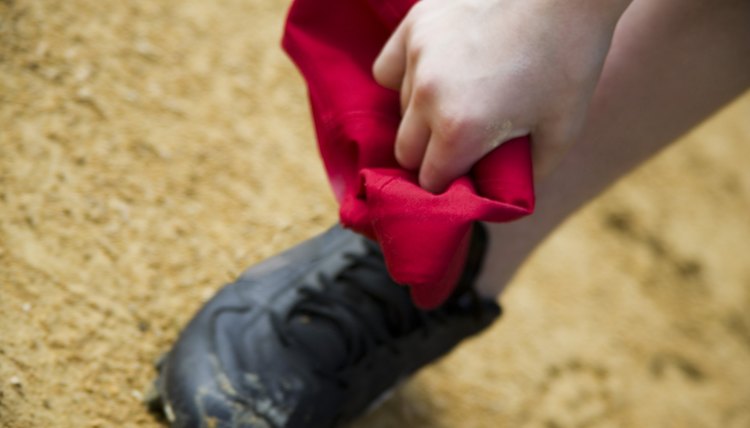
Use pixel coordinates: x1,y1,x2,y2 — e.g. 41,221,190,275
282,0,535,308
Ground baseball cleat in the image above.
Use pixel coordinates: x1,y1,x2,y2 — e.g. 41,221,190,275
147,224,500,427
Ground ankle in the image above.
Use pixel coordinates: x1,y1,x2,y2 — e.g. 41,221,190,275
473,221,542,298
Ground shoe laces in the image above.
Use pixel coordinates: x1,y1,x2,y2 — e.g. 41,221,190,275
269,239,440,388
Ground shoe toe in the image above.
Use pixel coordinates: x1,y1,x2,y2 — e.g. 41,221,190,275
157,285,280,427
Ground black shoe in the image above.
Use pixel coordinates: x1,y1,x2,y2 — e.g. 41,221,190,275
147,224,500,428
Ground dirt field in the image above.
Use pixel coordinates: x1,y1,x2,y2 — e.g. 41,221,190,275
1,1,749,427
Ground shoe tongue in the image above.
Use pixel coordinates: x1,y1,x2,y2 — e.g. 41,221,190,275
286,273,418,374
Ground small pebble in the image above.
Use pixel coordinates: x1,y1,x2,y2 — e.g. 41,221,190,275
131,389,143,401
9,376,22,387
22,303,31,313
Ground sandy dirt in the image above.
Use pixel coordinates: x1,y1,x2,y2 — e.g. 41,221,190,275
1,1,749,427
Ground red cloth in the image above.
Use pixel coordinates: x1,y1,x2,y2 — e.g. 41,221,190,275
282,0,535,308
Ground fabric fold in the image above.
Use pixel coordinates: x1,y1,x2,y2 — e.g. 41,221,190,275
283,0,535,308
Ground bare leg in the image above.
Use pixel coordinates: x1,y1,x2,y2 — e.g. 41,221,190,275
476,0,750,297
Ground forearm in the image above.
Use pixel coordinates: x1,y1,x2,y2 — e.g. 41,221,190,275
512,0,635,90
529,0,634,29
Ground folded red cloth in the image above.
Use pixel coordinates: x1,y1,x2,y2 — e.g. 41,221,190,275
282,0,535,308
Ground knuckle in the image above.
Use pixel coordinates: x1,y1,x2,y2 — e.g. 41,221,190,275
405,38,423,63
435,110,478,141
411,75,438,105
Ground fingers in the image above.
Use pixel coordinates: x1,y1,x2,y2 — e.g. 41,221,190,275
417,113,531,193
394,106,430,170
373,21,408,90
374,1,581,192
399,64,414,115
418,134,459,194
418,123,493,194
418,132,481,194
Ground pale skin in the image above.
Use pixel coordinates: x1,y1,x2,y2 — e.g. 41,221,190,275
373,0,750,297
374,0,634,191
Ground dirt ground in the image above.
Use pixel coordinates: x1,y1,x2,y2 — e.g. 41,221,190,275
1,1,749,427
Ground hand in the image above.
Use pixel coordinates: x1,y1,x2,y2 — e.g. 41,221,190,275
374,0,630,193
